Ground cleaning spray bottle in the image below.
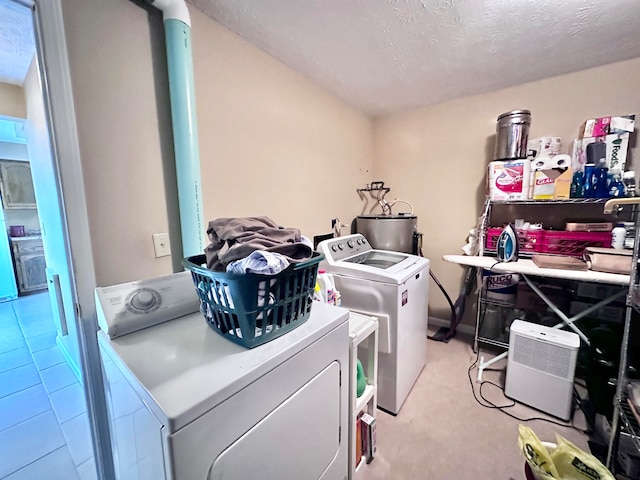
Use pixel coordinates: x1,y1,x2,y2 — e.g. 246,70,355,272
496,223,519,262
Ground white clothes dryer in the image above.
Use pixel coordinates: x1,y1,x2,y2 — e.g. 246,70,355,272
317,234,430,415
96,271,349,480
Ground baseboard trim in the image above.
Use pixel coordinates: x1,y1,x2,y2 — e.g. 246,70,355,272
56,335,82,382
428,316,475,336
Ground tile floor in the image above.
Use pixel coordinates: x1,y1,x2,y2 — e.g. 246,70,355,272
0,292,97,480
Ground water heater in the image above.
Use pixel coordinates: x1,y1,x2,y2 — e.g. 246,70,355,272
355,215,418,254
505,320,580,421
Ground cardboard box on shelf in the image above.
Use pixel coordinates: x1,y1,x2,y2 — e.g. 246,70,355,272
581,117,611,138
356,416,363,467
488,160,530,201
606,132,629,172
360,413,376,464
610,115,635,134
570,138,586,172
570,133,629,173
579,115,635,138
532,167,572,200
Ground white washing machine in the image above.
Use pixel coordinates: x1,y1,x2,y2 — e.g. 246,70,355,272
317,234,429,415
95,271,349,480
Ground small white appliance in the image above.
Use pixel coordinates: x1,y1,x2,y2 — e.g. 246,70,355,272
505,320,580,421
96,271,350,480
317,233,429,415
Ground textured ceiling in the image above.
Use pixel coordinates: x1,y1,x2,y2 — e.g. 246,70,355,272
191,0,640,115
3,1,640,116
0,0,34,86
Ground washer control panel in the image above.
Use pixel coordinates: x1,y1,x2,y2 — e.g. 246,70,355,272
317,234,372,262
126,288,162,314
96,271,200,339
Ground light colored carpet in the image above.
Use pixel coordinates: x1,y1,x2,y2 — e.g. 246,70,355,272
360,328,590,480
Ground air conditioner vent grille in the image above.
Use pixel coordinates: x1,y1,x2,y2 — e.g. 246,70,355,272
512,334,574,380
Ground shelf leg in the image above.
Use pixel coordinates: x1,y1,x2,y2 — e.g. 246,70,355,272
477,350,508,383
606,410,621,471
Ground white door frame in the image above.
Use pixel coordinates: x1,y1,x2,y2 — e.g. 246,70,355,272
30,0,115,478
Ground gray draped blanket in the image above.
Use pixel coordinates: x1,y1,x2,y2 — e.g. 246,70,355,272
204,216,313,271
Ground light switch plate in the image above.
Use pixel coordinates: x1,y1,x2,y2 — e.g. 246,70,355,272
152,233,171,258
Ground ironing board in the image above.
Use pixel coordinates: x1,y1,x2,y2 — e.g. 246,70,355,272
443,255,630,382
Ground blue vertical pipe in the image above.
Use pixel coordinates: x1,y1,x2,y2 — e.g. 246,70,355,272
163,18,204,258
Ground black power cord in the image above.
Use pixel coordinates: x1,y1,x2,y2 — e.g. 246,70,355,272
467,351,592,435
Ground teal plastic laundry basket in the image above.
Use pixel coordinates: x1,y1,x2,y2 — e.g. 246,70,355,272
183,253,323,348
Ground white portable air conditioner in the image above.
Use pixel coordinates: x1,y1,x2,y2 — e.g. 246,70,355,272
505,320,580,421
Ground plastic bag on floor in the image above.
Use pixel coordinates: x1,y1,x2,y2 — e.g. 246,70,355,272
518,425,559,479
550,435,615,480
518,425,615,480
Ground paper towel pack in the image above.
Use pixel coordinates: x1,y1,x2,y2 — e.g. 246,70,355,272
488,160,530,201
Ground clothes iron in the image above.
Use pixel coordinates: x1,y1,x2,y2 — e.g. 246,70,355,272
496,224,519,262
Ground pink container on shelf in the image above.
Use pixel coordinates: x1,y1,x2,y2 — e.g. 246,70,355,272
485,227,544,254
538,231,612,257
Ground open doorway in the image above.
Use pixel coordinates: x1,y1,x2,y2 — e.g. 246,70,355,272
0,1,98,478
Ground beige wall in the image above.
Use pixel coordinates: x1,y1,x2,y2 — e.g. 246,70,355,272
61,0,372,286
0,82,25,119
373,57,640,324
57,0,640,302
191,8,373,238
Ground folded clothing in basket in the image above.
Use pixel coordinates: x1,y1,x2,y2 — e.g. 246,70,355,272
226,250,290,275
227,249,296,323
205,278,276,330
205,216,313,271
209,281,276,311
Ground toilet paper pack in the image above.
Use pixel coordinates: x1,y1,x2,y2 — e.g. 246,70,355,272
529,155,571,199
532,154,571,171
528,137,562,159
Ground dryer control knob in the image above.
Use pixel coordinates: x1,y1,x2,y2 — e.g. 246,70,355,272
331,245,338,252
337,243,344,250
131,291,156,311
347,240,355,248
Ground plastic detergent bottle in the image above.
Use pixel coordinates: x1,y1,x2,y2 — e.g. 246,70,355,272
356,359,367,397
612,223,626,250
608,172,625,198
317,271,337,305
312,282,323,302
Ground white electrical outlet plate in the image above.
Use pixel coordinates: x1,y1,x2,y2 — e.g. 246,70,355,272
152,233,171,258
